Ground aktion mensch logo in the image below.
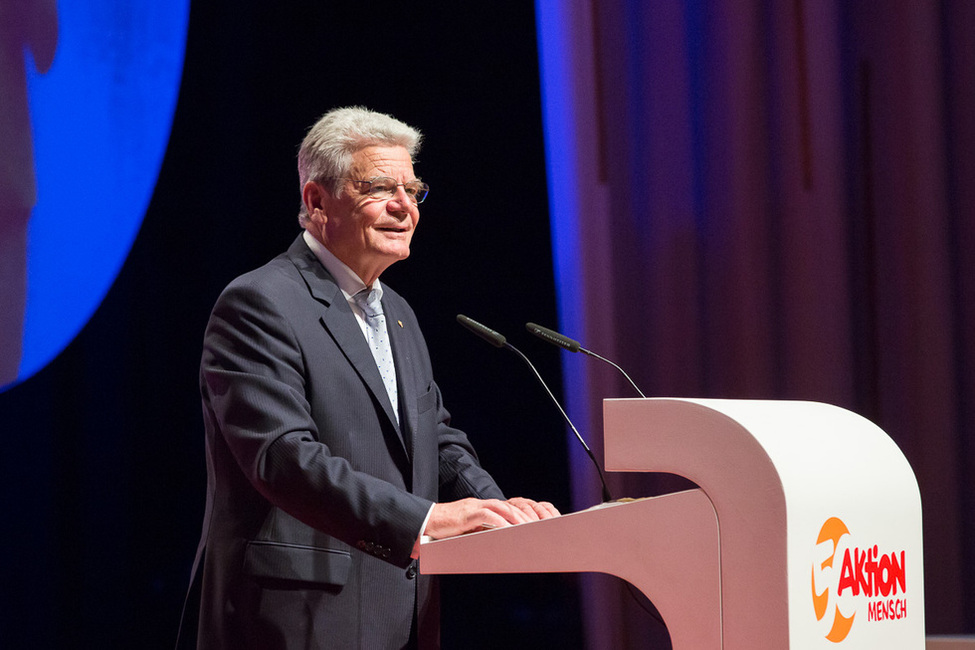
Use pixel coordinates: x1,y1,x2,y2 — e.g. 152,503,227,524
811,517,909,643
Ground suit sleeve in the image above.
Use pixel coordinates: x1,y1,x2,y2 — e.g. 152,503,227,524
201,279,431,568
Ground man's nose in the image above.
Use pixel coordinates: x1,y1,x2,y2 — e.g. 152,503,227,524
387,186,415,214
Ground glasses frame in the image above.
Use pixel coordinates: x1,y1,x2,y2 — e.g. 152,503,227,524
329,176,430,204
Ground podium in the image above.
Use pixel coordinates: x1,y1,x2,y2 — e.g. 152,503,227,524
420,398,926,649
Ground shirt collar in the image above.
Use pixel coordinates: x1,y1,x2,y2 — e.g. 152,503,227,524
302,229,383,302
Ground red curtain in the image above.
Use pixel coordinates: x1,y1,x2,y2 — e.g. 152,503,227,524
538,0,974,645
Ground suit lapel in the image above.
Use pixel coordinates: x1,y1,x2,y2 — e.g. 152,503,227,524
287,236,408,455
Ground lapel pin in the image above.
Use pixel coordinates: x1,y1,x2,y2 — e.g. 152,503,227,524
398,320,404,328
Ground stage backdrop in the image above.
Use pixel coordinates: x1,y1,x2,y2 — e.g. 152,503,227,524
0,0,189,389
0,2,578,647
537,0,974,647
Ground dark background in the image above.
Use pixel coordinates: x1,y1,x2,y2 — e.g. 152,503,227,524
0,2,587,647
8,1,969,647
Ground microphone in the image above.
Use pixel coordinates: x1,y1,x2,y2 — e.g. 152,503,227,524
462,317,668,626
456,314,506,348
525,322,646,398
456,315,612,502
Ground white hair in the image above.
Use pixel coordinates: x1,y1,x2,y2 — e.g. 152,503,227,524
297,106,423,225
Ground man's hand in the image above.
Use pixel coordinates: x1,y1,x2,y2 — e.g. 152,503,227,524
423,497,560,540
504,497,561,523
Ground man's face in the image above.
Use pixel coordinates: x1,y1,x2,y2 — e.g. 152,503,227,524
313,145,420,284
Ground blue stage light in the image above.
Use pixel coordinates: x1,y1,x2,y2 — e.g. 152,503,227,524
0,0,189,390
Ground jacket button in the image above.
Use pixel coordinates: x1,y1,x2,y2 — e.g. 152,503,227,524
406,564,417,579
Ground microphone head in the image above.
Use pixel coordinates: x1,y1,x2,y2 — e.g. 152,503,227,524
457,314,507,348
525,322,581,353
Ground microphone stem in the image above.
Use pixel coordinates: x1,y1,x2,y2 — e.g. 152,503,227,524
580,348,646,398
504,342,613,502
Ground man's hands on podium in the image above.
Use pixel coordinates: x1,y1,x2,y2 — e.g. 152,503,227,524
415,497,559,548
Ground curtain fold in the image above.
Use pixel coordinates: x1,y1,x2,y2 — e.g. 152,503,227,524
537,0,974,645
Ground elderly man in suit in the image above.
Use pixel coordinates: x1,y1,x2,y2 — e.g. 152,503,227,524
181,106,558,649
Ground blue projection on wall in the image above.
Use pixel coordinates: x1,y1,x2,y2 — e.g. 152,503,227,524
0,0,189,390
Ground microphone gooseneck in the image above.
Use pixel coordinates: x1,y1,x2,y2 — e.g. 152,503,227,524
507,320,665,628
525,322,646,398
457,315,612,503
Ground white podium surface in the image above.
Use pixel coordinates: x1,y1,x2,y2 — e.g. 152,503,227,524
422,398,925,649
421,488,721,648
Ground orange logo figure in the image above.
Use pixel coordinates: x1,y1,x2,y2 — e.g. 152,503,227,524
813,517,856,643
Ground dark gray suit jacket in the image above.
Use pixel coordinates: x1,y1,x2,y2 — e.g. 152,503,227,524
184,235,503,649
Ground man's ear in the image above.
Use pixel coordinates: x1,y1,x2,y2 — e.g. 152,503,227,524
302,181,328,223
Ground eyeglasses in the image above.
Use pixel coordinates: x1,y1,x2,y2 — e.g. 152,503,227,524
332,176,430,204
